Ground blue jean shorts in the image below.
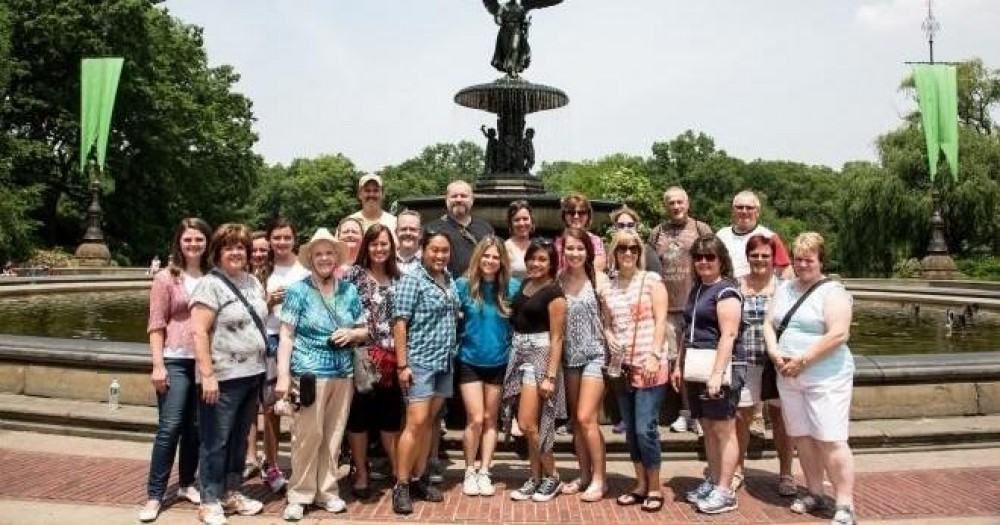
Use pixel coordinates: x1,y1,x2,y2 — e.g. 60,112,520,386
406,362,454,403
565,354,606,380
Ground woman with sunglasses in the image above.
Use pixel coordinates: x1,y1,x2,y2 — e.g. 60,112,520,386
555,193,606,273
605,229,669,513
557,228,611,502
609,205,661,274
502,238,567,503
504,200,533,279
456,236,519,497
673,234,746,515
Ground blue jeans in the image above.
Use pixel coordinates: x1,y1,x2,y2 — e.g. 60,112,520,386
616,383,667,469
198,374,261,504
146,359,200,500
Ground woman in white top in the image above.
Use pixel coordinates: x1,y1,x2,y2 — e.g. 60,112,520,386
504,199,533,279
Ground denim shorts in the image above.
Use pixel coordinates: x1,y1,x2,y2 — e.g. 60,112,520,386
406,362,454,403
518,363,538,386
686,365,746,421
565,354,605,380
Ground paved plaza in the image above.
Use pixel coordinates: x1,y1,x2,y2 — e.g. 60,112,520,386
0,430,998,524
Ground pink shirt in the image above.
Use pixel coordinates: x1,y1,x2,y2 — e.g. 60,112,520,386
147,270,199,359
606,270,669,388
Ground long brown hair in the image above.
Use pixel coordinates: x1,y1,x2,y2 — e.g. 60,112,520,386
465,236,512,317
168,217,212,278
355,223,401,279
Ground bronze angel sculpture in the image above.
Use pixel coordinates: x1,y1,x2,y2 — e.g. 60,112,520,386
484,0,563,77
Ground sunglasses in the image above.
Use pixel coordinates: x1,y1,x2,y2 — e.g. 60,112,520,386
615,244,641,255
563,209,590,217
615,222,637,229
748,253,772,260
693,253,718,262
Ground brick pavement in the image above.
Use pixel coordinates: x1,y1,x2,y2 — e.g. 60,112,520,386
1,448,998,523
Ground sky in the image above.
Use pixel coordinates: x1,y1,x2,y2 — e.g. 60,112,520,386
162,0,1000,173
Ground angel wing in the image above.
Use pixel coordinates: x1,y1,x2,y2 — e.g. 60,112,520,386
523,0,563,10
483,0,501,16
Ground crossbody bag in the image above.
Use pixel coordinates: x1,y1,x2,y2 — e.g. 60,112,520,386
682,282,738,385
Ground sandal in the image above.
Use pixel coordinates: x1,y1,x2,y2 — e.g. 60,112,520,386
641,493,664,512
579,483,606,503
561,478,589,495
777,475,797,497
616,492,647,506
731,471,745,491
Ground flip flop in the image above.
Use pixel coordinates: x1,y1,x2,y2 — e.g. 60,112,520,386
560,478,589,495
641,494,664,512
616,492,646,506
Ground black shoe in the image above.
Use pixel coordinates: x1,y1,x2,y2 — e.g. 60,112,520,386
392,483,413,515
411,476,444,502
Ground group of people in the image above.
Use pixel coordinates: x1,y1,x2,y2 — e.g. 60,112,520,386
139,174,857,525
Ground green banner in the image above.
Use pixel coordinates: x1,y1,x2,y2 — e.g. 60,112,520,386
80,58,124,173
913,64,959,182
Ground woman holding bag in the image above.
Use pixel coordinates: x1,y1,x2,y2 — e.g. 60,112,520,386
604,229,669,513
274,228,367,521
672,234,746,516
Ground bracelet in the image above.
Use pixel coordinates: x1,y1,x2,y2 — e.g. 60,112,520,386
396,364,409,371
544,374,556,382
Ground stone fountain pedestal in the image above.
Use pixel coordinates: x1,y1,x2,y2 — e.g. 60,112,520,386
74,180,112,267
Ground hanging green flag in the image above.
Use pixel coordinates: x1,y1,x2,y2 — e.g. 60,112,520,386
913,64,959,182
80,57,125,173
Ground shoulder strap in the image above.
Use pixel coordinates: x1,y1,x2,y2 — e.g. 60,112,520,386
775,278,831,341
211,269,267,346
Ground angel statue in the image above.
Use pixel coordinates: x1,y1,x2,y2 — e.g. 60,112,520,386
484,0,563,77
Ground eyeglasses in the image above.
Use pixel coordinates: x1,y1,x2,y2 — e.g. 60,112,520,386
563,209,590,218
748,253,772,260
693,253,718,262
734,205,757,211
615,222,637,229
615,244,641,255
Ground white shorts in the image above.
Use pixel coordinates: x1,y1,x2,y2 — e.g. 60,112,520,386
738,364,764,408
777,372,852,442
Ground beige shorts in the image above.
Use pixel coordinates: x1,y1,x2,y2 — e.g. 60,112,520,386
738,364,764,408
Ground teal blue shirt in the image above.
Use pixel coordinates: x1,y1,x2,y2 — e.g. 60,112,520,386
280,277,365,379
456,277,521,368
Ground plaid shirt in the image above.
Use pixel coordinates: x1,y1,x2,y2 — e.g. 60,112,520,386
742,292,770,366
393,265,459,372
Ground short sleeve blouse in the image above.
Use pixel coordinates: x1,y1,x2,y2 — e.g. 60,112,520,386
510,282,564,334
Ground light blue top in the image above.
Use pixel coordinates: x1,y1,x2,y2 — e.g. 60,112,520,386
770,279,854,382
280,277,365,379
456,277,521,368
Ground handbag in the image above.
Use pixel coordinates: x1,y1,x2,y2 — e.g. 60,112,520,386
681,283,737,385
315,284,378,394
604,273,646,390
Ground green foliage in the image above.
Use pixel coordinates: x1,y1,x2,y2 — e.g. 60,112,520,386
380,141,484,210
956,256,1000,281
892,257,923,279
539,153,658,219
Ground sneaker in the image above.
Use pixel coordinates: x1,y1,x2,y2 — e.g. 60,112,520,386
198,503,228,525
686,478,714,503
138,500,161,523
510,478,539,501
612,421,627,434
791,493,829,514
427,459,445,484
266,465,288,492
831,505,856,525
531,475,562,502
222,492,263,516
241,460,260,480
392,483,414,515
696,487,738,514
369,458,390,481
323,497,347,513
177,485,201,504
411,476,444,502
462,469,481,496
691,419,704,436
555,424,570,435
477,469,495,497
669,412,690,433
750,413,766,439
282,502,304,522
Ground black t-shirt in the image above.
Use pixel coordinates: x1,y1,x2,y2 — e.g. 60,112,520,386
425,214,494,278
510,282,564,334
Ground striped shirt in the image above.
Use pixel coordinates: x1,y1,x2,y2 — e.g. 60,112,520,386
393,265,460,372
606,271,669,387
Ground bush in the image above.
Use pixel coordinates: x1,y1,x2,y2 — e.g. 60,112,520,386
955,256,1000,281
892,257,923,278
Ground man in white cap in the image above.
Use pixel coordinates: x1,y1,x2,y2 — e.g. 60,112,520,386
349,173,397,235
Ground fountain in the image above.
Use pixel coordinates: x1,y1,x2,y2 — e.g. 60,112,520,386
399,0,617,236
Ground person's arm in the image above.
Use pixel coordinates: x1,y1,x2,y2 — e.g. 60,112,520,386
762,291,786,368
593,236,607,274
541,295,567,399
392,275,417,392
147,275,171,393
275,321,295,399
190,303,219,404
643,278,668,383
707,296,741,397
781,286,852,377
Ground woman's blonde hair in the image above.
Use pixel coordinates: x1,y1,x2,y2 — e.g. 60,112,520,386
793,232,826,262
608,229,646,273
465,236,512,317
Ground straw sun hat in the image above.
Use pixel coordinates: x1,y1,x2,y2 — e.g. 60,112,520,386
298,227,349,270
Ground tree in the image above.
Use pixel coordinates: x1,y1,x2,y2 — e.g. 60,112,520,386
2,0,260,262
379,141,484,209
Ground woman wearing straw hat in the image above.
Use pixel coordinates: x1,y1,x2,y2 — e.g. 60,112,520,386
275,228,368,521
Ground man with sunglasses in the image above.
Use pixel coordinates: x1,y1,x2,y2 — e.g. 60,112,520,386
715,191,791,280
425,180,494,277
648,187,713,435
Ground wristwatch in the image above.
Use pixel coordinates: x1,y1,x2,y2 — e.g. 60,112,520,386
396,364,409,370
544,374,557,382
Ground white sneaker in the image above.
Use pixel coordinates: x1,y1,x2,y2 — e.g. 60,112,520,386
138,500,160,523
323,497,347,513
463,468,481,496
477,469,495,497
177,485,201,504
669,415,689,433
692,419,704,436
198,503,228,525
282,502,304,522
222,492,263,516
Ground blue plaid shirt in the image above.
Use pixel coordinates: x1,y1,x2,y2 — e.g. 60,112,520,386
280,277,365,379
393,265,459,372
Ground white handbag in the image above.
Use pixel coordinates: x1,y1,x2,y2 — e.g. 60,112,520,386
681,284,733,385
